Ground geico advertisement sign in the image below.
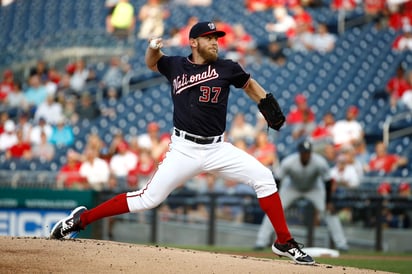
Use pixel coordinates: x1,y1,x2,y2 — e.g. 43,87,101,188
0,209,69,237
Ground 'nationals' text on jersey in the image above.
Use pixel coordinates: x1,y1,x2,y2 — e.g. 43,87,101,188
157,54,250,136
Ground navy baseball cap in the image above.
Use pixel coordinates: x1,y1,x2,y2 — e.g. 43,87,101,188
298,140,312,153
189,21,226,39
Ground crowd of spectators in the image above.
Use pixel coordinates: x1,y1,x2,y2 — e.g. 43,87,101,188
283,92,409,177
98,0,412,70
0,53,137,192
267,86,411,230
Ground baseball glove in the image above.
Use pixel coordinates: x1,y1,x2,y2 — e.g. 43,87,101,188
258,93,285,131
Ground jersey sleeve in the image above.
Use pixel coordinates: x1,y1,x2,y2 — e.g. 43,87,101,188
229,61,251,88
157,55,174,79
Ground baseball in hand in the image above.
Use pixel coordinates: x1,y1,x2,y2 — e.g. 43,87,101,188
149,38,161,49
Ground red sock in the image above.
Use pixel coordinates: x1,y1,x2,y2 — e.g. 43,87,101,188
258,192,292,244
80,193,130,228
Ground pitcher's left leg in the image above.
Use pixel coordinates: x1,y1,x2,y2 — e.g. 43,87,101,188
205,143,290,242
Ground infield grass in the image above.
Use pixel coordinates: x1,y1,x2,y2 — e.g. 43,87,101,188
165,245,412,274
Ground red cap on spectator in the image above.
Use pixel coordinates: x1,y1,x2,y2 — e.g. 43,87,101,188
117,141,128,151
378,181,392,195
147,122,159,132
65,63,76,74
348,105,359,116
295,94,307,104
288,0,301,8
399,182,411,192
3,70,13,78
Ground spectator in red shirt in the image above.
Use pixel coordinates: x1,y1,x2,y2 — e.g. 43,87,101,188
286,93,315,124
5,128,32,160
213,19,235,51
385,64,411,109
138,122,170,164
310,111,336,152
377,181,392,196
0,70,16,103
178,16,199,47
331,0,357,11
368,141,408,174
392,25,412,52
399,181,411,197
245,0,284,13
266,6,297,41
57,149,87,189
291,3,314,33
364,0,386,18
164,16,200,48
47,67,62,85
128,148,156,189
249,131,278,169
311,112,335,142
387,4,412,31
225,23,257,66
291,108,316,141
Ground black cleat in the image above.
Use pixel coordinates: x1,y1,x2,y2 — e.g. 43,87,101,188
50,206,87,239
272,238,315,265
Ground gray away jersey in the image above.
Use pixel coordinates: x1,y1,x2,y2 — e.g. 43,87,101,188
277,153,331,192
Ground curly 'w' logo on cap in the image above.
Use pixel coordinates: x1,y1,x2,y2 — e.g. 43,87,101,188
208,22,216,30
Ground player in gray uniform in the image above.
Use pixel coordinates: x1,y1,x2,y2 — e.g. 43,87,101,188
50,21,314,265
255,140,349,251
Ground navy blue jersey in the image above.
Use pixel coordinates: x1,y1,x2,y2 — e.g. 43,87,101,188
157,54,251,136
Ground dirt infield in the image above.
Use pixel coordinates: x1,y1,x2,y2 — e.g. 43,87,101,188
0,236,392,274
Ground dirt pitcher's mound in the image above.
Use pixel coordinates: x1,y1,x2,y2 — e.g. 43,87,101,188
0,236,391,274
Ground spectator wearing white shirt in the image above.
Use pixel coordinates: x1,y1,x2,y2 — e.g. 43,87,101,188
6,81,29,114
289,23,313,52
109,141,138,191
265,6,297,42
80,146,111,191
228,113,256,144
0,120,17,151
69,59,95,95
392,25,412,51
34,94,63,125
16,112,32,142
30,117,53,146
307,23,336,53
329,153,361,225
331,105,364,148
330,154,361,189
340,144,364,180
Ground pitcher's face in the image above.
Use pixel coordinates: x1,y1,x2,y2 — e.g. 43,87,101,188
195,35,219,62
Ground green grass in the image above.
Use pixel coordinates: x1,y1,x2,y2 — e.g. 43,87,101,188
316,255,411,274
161,245,412,274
